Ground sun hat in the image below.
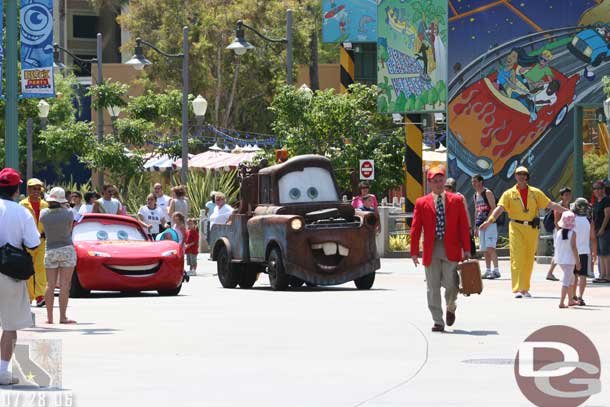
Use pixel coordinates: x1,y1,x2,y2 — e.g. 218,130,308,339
0,168,23,187
558,210,576,230
46,187,68,204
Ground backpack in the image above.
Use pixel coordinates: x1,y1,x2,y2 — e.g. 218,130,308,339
474,188,506,226
543,208,556,233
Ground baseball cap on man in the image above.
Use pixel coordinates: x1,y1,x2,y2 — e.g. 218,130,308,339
27,178,45,189
0,168,23,187
427,166,446,180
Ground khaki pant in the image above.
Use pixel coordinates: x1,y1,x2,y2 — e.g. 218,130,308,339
424,240,459,327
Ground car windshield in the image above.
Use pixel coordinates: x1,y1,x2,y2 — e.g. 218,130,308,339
278,167,339,204
73,221,147,241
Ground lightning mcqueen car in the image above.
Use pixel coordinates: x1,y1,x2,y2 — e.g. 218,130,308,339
448,67,579,179
70,213,185,297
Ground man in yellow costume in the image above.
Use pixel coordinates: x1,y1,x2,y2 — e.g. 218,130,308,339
20,178,48,307
479,167,567,298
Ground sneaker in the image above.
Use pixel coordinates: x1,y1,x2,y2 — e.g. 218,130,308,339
493,270,501,279
523,292,532,298
35,296,45,307
515,293,523,298
0,371,19,385
482,271,493,279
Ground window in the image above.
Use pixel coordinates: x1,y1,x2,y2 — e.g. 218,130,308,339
354,43,377,86
259,175,271,204
72,15,98,39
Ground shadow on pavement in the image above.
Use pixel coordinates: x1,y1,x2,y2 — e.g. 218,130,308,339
24,325,120,335
445,329,499,336
246,286,394,292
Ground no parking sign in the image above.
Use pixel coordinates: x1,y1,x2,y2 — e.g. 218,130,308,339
359,160,374,180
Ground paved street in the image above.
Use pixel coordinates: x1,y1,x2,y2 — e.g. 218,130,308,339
7,256,610,406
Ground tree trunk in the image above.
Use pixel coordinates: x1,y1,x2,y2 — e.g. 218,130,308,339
214,35,224,126
223,56,241,128
309,29,319,91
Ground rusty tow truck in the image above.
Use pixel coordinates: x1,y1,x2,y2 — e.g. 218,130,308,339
209,155,380,290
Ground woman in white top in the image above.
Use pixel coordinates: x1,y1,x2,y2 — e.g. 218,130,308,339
78,191,98,217
138,194,168,239
553,211,581,308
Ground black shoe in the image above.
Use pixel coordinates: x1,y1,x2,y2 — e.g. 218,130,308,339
446,311,456,326
431,324,444,332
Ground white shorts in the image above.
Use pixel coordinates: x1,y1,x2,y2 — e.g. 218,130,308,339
479,223,497,251
44,245,76,269
0,273,33,331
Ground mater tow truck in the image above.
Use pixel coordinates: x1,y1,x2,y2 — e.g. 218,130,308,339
208,154,380,290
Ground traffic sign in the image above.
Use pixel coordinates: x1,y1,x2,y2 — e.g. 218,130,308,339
359,160,374,180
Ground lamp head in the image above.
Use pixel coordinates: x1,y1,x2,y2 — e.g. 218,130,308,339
192,95,208,117
604,97,610,121
37,100,50,119
226,21,255,56
126,38,152,70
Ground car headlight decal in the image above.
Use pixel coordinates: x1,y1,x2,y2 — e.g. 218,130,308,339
584,47,593,57
161,249,178,257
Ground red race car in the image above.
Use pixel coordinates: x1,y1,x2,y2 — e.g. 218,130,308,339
70,213,185,297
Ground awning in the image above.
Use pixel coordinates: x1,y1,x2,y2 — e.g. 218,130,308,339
177,150,257,171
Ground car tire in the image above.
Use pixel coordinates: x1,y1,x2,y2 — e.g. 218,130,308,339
354,272,375,290
591,55,603,67
267,247,289,291
69,271,90,298
553,105,568,127
158,284,182,296
305,282,318,288
239,265,260,289
217,246,239,288
289,276,305,288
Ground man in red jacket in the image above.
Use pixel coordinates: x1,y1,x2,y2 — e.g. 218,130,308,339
410,166,471,332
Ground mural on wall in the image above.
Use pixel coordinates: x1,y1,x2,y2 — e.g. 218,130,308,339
447,0,610,199
322,0,377,43
377,0,448,113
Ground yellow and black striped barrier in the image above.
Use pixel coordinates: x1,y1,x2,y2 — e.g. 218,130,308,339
405,114,424,212
340,44,354,94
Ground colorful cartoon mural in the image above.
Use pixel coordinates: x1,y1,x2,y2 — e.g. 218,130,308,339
447,0,610,198
377,0,448,113
322,0,377,43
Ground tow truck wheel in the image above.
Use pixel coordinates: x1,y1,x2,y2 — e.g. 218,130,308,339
239,265,260,289
289,276,305,288
217,246,239,288
267,247,289,291
354,272,375,290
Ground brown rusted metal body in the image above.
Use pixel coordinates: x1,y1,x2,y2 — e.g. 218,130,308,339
210,155,380,286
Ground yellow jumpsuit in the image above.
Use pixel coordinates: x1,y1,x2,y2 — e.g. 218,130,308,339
20,198,48,300
497,185,550,293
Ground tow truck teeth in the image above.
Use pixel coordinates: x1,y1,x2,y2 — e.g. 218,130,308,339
311,242,350,256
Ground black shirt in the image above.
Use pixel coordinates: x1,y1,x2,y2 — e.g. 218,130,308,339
593,196,610,231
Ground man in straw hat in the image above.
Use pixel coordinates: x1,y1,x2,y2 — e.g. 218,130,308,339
19,178,48,307
480,166,567,298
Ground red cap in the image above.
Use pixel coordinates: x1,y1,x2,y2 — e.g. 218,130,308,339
427,166,446,180
0,168,23,187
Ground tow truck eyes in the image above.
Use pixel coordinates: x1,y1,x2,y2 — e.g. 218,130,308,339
289,188,301,200
307,187,319,199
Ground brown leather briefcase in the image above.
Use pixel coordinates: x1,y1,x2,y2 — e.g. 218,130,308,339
457,259,483,296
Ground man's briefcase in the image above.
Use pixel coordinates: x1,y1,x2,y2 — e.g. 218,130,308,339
457,259,483,296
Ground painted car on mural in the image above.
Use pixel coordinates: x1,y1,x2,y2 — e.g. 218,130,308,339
568,23,610,67
448,67,579,179
70,214,185,297
209,155,380,291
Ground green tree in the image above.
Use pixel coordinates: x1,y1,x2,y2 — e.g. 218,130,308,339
269,83,405,195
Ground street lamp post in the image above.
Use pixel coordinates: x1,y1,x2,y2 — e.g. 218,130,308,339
26,101,51,180
192,95,208,139
54,33,104,187
126,27,190,185
604,97,610,180
227,9,293,85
